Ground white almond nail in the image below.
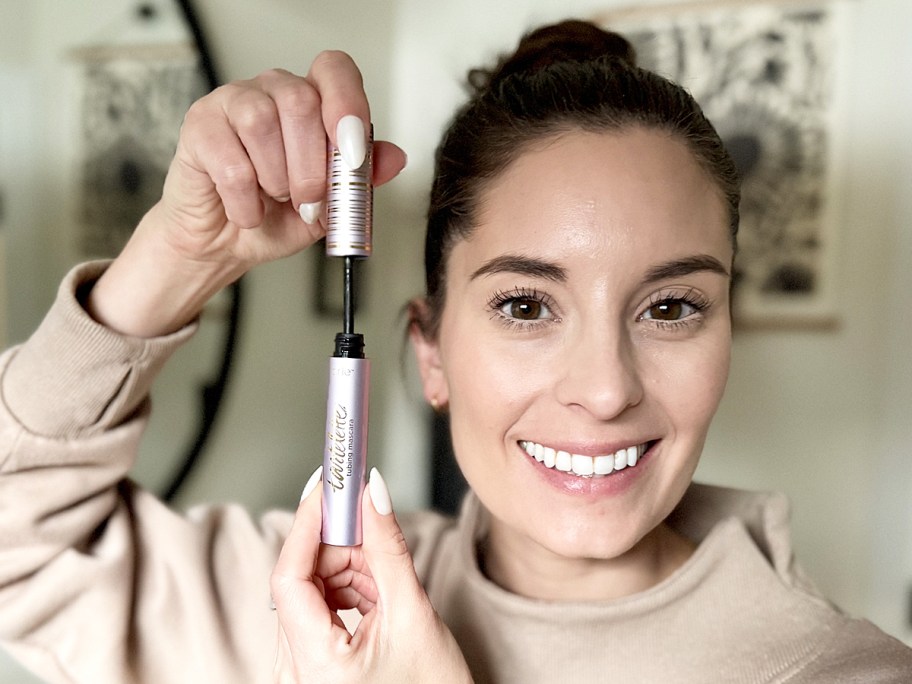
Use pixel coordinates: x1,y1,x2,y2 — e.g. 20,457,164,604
369,467,393,515
298,201,322,225
336,115,367,170
300,465,323,502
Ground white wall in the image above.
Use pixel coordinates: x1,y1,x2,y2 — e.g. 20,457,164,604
1,0,910,680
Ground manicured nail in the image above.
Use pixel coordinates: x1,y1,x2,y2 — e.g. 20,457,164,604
336,114,366,170
368,467,393,515
300,465,323,503
298,201,323,225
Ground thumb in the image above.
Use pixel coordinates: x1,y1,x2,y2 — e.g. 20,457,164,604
360,468,425,606
271,465,325,613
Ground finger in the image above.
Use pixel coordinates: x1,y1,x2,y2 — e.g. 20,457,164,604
359,468,426,611
225,80,293,203
270,466,341,644
179,97,265,229
306,51,371,156
256,69,328,210
372,141,408,188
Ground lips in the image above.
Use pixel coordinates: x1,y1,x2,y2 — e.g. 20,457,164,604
518,440,650,477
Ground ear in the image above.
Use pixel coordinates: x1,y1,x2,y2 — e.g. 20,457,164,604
407,298,449,409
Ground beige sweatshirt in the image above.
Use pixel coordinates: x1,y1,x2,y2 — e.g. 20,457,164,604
1,263,910,683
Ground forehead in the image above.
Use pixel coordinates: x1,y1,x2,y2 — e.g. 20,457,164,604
466,127,732,266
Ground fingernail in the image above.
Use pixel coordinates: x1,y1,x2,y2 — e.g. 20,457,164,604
336,114,366,170
300,465,323,503
368,467,393,516
298,201,323,225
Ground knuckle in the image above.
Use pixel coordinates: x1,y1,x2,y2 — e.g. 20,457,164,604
256,66,292,82
273,82,320,119
233,92,280,138
217,161,258,192
181,92,216,131
268,571,294,606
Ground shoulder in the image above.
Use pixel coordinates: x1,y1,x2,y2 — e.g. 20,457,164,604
785,617,912,682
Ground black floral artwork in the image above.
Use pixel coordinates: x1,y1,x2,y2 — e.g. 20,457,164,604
605,3,839,326
75,45,207,258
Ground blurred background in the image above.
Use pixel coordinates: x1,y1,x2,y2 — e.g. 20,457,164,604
1,0,910,680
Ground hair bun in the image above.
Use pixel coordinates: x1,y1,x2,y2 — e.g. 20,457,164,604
469,19,637,94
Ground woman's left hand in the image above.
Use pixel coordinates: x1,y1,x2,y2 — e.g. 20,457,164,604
270,468,473,684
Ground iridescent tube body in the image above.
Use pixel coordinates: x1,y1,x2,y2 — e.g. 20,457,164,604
321,347,370,546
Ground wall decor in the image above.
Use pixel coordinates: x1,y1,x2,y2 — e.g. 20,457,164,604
597,0,845,328
69,41,207,258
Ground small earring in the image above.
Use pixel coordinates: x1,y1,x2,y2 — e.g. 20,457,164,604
430,397,439,411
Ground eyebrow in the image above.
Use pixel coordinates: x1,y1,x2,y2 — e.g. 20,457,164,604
468,252,729,284
469,255,567,282
642,254,730,284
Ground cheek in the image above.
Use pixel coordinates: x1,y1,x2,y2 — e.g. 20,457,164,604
652,334,730,433
440,327,554,438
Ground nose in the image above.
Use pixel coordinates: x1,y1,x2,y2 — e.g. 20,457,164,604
554,328,645,420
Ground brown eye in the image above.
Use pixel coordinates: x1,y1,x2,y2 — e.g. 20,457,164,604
490,289,556,327
647,301,685,321
508,299,542,320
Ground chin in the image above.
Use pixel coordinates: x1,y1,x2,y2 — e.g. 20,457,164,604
525,512,652,561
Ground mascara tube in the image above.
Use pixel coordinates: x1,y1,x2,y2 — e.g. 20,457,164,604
321,333,370,546
320,129,373,546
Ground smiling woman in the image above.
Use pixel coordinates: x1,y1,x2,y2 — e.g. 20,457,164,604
412,130,734,587
0,16,910,684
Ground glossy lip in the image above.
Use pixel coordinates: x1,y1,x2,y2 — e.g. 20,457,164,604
516,439,659,497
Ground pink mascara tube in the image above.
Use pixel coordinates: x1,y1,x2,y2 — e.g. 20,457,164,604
321,128,373,546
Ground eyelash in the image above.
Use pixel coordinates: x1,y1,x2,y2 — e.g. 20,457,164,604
486,287,712,332
487,287,558,331
638,288,711,330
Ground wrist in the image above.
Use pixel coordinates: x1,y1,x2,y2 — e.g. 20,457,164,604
86,204,244,337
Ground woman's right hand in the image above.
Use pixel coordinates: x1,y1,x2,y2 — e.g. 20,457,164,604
86,51,407,338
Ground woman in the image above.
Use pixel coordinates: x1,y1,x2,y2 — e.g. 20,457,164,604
0,20,909,684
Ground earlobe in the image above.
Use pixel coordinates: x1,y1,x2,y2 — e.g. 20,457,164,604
407,299,449,409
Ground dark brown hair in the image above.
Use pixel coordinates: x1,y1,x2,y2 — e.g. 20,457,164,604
417,19,740,337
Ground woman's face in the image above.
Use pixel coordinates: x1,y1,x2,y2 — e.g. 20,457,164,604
413,128,733,561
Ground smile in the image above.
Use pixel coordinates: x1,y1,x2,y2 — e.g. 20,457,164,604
518,440,648,478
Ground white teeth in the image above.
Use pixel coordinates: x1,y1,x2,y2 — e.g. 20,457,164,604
614,450,627,471
571,454,594,476
543,447,556,468
593,455,614,475
519,441,647,478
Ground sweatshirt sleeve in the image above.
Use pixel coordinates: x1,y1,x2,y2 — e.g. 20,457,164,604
0,263,290,684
